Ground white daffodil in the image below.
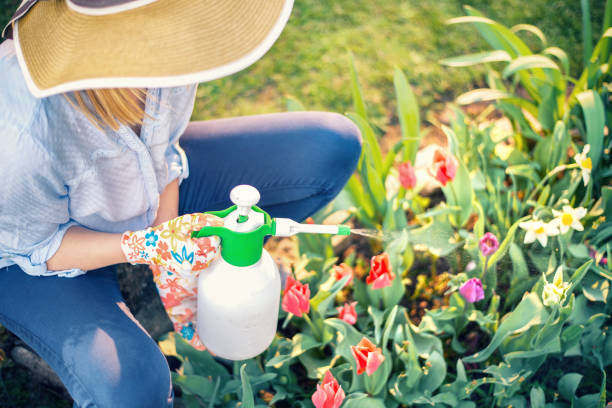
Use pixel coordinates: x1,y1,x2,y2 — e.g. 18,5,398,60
574,144,592,185
519,218,559,247
550,205,587,234
542,266,570,307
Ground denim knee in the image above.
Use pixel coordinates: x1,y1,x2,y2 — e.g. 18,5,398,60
68,327,173,408
306,112,362,191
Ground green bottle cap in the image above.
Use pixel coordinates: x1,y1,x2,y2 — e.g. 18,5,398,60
191,205,276,267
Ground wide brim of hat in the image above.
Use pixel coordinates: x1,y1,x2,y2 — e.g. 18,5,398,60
14,0,293,98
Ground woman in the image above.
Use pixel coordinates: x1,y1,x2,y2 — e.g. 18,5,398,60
0,1,361,406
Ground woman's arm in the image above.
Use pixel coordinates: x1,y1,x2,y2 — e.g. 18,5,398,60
46,227,126,271
46,179,180,272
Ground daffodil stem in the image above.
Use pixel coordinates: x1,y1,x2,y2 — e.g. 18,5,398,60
523,164,578,215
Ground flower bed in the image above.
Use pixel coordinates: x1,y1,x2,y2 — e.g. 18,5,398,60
161,7,612,408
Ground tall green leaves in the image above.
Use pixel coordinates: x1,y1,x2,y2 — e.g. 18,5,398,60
394,67,420,164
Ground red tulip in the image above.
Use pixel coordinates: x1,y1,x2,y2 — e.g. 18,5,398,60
366,253,395,290
311,371,345,408
332,263,354,286
350,337,385,376
398,161,417,189
336,301,358,325
281,276,310,317
431,148,458,186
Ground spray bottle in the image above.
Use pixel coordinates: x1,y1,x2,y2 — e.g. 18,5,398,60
191,185,350,360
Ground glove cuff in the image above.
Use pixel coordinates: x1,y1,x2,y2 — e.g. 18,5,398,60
120,229,149,265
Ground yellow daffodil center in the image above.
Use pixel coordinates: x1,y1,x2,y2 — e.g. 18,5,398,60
535,226,545,234
562,213,573,226
581,157,592,170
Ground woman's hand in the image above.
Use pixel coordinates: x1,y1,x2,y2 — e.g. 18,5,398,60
121,213,222,274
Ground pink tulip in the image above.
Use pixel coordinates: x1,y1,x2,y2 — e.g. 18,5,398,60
479,232,499,257
336,301,358,325
281,276,310,317
366,253,395,290
311,371,345,408
431,148,458,186
398,161,417,189
459,278,485,303
350,337,385,376
332,263,354,286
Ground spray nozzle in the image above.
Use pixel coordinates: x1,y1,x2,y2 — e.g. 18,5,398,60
273,218,351,237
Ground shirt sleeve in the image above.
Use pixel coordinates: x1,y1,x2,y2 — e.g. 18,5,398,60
164,85,197,185
0,130,85,278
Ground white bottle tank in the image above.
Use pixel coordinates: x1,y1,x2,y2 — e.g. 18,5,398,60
194,185,281,360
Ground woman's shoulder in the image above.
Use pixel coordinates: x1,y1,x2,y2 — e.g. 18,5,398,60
0,40,42,133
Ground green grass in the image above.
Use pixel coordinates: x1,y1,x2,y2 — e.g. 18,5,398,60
192,0,604,123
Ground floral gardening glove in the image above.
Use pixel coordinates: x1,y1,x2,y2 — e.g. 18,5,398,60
121,213,222,349
150,264,207,350
121,213,222,273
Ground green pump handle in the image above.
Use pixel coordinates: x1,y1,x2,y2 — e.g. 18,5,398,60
191,205,276,267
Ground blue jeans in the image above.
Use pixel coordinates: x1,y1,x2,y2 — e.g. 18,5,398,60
0,112,361,407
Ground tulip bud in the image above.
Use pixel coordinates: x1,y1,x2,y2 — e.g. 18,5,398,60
281,276,310,317
366,253,395,290
311,371,345,408
459,278,485,303
336,301,358,325
479,232,499,257
398,161,417,189
350,337,385,376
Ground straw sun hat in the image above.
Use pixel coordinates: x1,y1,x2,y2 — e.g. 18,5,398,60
2,0,293,98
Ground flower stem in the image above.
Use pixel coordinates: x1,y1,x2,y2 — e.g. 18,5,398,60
302,313,322,341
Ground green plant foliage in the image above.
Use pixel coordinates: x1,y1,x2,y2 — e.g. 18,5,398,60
161,5,611,407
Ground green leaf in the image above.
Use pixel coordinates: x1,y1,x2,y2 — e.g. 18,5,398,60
543,46,570,74
456,88,513,105
265,333,321,367
343,395,386,408
348,52,367,120
170,333,230,380
582,0,593,67
345,174,376,221
368,306,385,345
418,351,446,393
464,292,548,362
581,270,609,303
311,274,351,316
394,67,420,164
487,216,529,269
240,363,255,408
381,305,399,348
502,55,560,78
172,374,218,401
440,50,511,67
442,160,473,228
506,163,541,184
347,113,383,175
558,373,583,401
511,24,547,49
530,386,546,408
363,350,392,396
576,90,605,169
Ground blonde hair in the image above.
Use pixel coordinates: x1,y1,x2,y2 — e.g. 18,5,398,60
64,88,150,131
